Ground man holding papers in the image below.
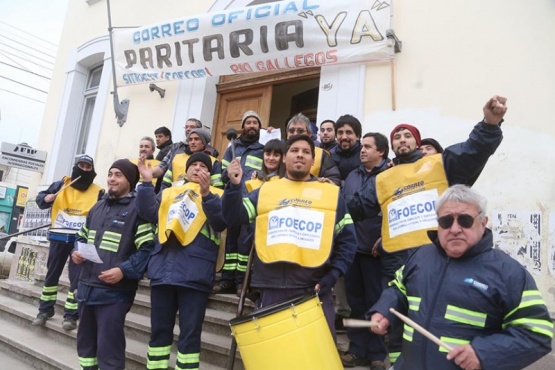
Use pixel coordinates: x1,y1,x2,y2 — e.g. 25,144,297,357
71,159,154,370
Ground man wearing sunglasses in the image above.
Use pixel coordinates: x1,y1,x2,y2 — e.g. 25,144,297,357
368,185,553,370
346,95,507,365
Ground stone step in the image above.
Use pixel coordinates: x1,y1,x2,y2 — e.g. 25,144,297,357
0,279,243,369
56,275,255,316
4,278,243,338
0,292,156,369
0,313,78,370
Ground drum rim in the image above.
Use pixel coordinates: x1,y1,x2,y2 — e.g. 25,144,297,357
229,293,317,325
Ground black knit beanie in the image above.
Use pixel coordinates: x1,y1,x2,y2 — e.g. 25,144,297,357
110,159,140,190
186,152,213,173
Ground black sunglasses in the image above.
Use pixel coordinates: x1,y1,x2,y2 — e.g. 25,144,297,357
437,213,481,229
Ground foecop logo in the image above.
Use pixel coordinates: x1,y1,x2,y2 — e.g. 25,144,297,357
269,215,279,230
389,208,399,222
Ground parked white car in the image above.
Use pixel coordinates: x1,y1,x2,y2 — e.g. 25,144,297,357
0,234,17,278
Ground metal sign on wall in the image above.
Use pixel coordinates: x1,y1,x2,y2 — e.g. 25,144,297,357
113,0,393,86
0,142,47,173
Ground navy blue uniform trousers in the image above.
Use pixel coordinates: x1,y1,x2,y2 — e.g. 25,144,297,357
345,253,387,361
220,224,250,286
77,300,133,370
39,240,80,319
149,285,209,369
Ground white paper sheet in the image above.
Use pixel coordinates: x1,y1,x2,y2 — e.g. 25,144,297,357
258,128,281,145
77,241,103,264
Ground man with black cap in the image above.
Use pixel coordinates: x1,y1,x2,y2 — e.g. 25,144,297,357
154,126,173,161
71,158,155,370
32,155,104,330
213,110,265,294
160,128,223,192
136,152,226,370
346,95,508,366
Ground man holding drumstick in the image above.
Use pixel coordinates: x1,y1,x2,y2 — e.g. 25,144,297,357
369,185,553,370
222,134,357,339
346,95,507,364
32,155,104,330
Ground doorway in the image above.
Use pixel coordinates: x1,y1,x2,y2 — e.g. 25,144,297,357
211,68,320,156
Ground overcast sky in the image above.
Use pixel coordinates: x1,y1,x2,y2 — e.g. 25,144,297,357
0,0,69,148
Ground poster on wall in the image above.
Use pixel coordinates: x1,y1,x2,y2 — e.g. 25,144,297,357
113,0,393,86
492,211,542,274
548,213,555,278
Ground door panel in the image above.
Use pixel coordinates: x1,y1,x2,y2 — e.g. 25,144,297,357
212,86,272,158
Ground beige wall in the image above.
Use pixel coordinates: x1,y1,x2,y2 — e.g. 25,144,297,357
35,0,555,310
362,1,555,310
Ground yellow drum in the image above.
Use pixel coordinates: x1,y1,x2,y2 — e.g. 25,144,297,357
229,294,341,370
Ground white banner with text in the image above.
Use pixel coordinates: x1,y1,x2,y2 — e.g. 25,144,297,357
113,0,393,86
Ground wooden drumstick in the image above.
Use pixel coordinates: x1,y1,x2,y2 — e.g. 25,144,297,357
343,318,379,328
54,176,81,196
389,308,453,351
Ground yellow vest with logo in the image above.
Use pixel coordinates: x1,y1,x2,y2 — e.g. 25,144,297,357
376,154,448,253
168,153,218,183
255,178,338,267
130,158,160,182
309,147,324,178
158,182,223,246
50,177,102,229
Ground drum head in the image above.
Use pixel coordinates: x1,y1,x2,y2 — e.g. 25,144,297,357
48,228,79,235
230,293,316,326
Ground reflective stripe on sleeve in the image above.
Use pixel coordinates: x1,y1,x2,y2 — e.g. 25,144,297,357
407,296,421,311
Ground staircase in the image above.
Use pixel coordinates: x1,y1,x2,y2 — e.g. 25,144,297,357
0,275,250,369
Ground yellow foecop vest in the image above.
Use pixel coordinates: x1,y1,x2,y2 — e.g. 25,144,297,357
158,182,223,246
376,154,448,253
255,178,338,267
51,177,102,230
130,158,160,182
309,147,324,178
167,153,218,183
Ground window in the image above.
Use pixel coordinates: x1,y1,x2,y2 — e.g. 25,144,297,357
73,65,102,162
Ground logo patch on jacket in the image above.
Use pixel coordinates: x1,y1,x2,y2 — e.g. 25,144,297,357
464,278,488,292
112,219,125,227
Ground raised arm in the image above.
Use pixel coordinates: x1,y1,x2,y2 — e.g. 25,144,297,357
136,157,161,224
36,180,64,209
443,95,507,186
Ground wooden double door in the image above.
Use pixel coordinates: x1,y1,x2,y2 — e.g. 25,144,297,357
211,68,320,157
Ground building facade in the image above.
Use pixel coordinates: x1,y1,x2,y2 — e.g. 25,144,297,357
30,0,555,311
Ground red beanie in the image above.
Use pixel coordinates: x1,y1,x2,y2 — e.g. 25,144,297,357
390,124,422,147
